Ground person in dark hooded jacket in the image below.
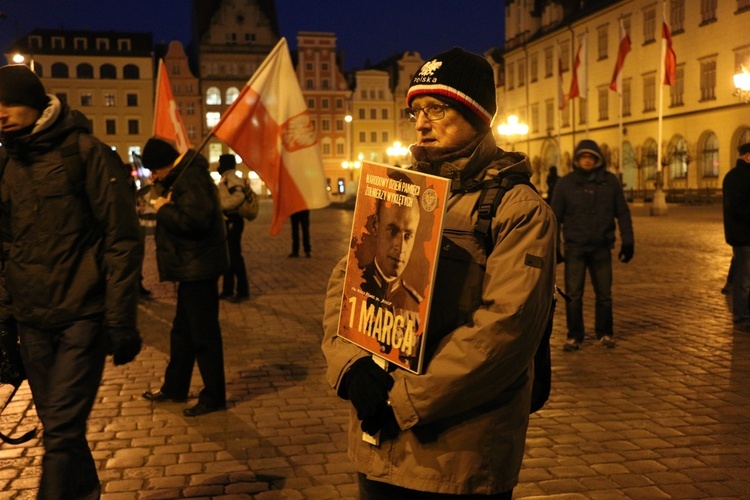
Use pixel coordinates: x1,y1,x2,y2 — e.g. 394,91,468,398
550,139,634,351
0,64,143,498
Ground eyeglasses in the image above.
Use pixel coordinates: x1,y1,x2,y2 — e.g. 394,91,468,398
404,103,451,122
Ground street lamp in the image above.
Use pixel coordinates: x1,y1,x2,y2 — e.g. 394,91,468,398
342,154,362,181
497,115,529,150
734,66,750,103
386,141,409,166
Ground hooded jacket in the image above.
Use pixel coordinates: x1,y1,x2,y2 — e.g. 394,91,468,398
154,152,229,282
0,96,142,329
322,131,556,494
550,139,634,251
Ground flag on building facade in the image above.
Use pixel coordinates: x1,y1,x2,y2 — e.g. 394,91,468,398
153,59,189,153
211,38,330,235
662,17,677,86
568,33,587,100
558,53,567,110
609,19,631,93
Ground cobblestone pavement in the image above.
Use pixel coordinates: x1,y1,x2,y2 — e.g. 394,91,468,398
0,200,748,499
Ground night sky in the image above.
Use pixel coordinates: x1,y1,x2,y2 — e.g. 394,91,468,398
0,0,504,71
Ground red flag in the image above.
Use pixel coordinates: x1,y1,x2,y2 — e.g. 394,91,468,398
212,38,330,235
558,53,567,110
662,19,677,86
609,20,631,93
153,59,189,153
568,33,587,100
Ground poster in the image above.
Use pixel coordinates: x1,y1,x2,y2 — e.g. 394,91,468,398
337,162,450,374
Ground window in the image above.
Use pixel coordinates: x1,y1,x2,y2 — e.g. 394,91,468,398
597,24,609,60
128,119,139,135
187,102,195,115
76,63,94,79
671,0,685,33
30,36,42,49
700,59,716,101
206,87,221,105
643,139,658,180
206,112,221,128
323,143,331,155
545,100,554,132
336,142,344,155
306,79,313,89
126,93,138,107
34,64,43,78
123,64,139,79
623,79,632,117
643,73,656,112
740,0,750,11
518,60,526,87
562,103,570,128
560,42,570,72
701,132,719,177
336,119,343,131
306,62,313,70
322,98,330,109
531,104,539,133
668,136,688,179
507,63,515,89
382,132,389,143
96,38,109,51
700,0,717,24
370,132,377,142
643,7,656,44
209,143,222,164
322,79,330,89
381,109,389,120
106,119,116,135
578,97,587,125
358,109,366,120
598,87,608,121
128,147,141,163
187,125,196,140
359,131,366,142
118,39,131,51
52,37,64,49
226,87,239,105
100,64,116,79
245,33,255,43
530,52,538,83
322,120,330,131
336,98,343,109
670,65,684,107
104,93,115,107
369,108,377,120
74,38,87,50
307,98,315,109
544,47,554,78
80,93,93,106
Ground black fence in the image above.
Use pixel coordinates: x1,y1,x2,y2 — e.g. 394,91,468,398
625,188,721,205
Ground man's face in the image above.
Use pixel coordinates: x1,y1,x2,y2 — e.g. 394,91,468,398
577,152,598,171
411,96,478,149
0,102,40,134
150,165,173,181
742,152,750,163
374,202,421,279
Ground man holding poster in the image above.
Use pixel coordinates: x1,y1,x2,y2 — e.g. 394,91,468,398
322,48,556,499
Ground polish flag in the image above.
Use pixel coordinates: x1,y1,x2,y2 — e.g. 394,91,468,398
609,19,631,93
662,18,677,86
568,33,587,100
211,38,329,235
153,59,189,153
557,55,567,110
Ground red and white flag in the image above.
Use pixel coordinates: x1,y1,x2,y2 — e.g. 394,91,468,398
212,38,329,235
557,53,567,110
609,19,631,93
662,17,677,86
153,59,189,153
568,33,587,100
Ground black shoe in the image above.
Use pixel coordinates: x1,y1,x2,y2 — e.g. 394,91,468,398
288,252,299,258
184,402,226,417
305,251,311,258
219,292,233,300
235,293,250,301
142,390,186,403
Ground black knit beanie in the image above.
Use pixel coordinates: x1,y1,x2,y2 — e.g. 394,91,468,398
142,137,180,170
0,64,49,111
406,47,497,130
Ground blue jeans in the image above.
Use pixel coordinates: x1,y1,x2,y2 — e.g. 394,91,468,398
564,247,613,342
19,318,107,500
731,246,750,326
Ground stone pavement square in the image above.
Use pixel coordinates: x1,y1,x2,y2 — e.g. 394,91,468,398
0,200,748,499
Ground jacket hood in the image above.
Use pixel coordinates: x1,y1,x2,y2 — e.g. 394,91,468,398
573,139,606,171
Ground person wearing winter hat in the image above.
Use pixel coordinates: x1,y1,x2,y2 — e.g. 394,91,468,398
722,143,750,332
322,47,556,499
141,136,230,417
0,63,143,497
216,154,250,301
550,139,634,352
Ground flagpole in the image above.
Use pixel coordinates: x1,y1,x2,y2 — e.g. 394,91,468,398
152,58,164,135
652,1,668,216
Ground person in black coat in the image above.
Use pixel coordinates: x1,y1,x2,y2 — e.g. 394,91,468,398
141,137,230,416
722,142,750,332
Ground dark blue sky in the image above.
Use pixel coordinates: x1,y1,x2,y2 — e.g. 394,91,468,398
0,0,504,71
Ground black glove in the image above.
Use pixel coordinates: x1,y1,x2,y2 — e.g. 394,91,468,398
556,250,565,264
618,244,634,263
107,327,142,366
343,357,394,421
361,404,399,439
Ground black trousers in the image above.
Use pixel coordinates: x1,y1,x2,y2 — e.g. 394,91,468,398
222,216,249,296
161,278,226,407
19,318,107,500
290,210,311,255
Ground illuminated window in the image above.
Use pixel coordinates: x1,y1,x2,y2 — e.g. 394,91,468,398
80,93,93,106
206,112,221,128
206,87,221,105
209,143,223,164
226,87,239,104
700,132,719,178
104,93,115,107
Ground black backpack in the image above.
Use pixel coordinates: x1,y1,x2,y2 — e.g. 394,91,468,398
469,172,558,414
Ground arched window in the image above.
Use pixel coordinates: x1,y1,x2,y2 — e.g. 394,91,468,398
76,63,94,79
206,87,221,105
668,135,688,179
622,141,635,190
206,111,221,128
100,64,117,79
123,64,140,79
225,87,240,105
33,64,43,78
643,139,658,180
700,132,719,178
51,62,69,78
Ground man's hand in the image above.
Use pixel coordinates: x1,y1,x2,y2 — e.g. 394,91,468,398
361,404,399,439
343,357,394,421
106,327,142,365
618,244,634,263
150,192,172,212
